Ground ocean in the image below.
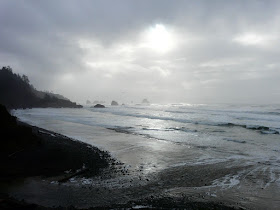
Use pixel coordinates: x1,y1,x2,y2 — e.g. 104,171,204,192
12,103,280,208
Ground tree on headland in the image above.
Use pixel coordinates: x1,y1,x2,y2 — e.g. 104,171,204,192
2,66,13,72
22,74,29,84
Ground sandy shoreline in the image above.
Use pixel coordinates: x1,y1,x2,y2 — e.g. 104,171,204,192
4,106,280,209
0,109,241,209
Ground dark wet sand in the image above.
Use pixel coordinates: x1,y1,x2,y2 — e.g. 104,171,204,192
0,121,116,181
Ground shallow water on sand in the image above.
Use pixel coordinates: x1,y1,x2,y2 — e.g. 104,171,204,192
11,104,280,208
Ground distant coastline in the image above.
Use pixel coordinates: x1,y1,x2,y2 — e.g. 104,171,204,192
0,66,82,109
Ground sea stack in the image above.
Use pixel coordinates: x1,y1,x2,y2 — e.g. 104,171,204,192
111,100,119,106
142,99,150,104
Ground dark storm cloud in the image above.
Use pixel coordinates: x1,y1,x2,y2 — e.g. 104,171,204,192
0,0,280,103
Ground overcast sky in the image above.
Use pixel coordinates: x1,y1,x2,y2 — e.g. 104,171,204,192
1,0,280,104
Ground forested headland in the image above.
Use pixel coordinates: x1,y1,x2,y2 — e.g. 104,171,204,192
0,66,82,109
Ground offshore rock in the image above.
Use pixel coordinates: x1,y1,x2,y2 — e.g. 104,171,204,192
92,104,105,108
111,101,119,106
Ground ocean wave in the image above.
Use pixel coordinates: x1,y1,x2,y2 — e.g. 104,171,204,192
223,138,246,144
267,112,280,116
177,106,280,116
107,127,168,142
218,123,279,134
168,127,198,133
141,126,199,133
142,127,173,132
107,126,134,134
112,126,199,134
164,110,196,114
211,130,226,133
235,116,280,123
106,126,219,151
112,122,279,136
89,108,196,124
88,108,279,135
260,130,280,135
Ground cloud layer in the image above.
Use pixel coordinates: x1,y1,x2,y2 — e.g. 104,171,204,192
1,0,280,104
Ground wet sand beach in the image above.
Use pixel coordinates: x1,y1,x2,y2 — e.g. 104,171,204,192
0,122,240,209
0,110,237,209
2,106,280,209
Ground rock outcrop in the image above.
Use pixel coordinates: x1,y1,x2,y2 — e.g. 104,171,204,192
111,100,118,106
91,104,105,108
142,99,150,104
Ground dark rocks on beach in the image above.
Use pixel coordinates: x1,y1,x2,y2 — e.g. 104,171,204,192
111,100,118,106
0,104,16,127
91,104,105,108
0,104,39,156
0,194,238,209
0,104,110,181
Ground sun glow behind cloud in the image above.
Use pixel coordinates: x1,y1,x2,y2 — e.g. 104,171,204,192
141,24,176,53
78,24,179,76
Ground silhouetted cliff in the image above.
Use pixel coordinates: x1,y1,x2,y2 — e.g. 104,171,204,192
0,66,82,109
